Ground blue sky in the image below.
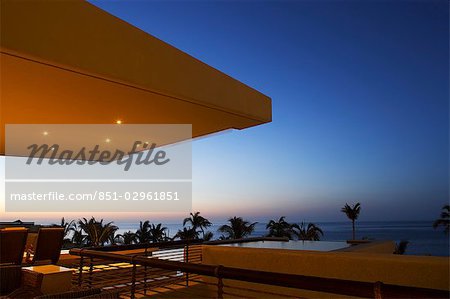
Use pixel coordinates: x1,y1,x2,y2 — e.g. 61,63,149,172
1,0,448,223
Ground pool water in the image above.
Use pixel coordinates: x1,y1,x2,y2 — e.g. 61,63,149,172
221,240,350,251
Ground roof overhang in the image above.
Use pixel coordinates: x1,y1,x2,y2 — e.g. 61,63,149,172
0,0,271,156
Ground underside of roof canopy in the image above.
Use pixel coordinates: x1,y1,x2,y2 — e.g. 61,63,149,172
0,0,271,156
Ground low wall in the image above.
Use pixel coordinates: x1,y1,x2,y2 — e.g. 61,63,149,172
335,240,396,253
202,244,449,298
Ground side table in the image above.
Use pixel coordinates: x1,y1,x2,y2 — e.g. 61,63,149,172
22,265,73,295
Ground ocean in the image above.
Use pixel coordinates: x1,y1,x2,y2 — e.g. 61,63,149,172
114,220,449,257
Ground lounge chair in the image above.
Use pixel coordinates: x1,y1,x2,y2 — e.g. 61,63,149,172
0,228,28,295
0,228,28,265
31,228,65,265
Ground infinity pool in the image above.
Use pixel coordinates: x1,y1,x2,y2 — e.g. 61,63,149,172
221,240,350,252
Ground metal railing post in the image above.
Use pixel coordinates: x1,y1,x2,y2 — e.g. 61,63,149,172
144,264,147,295
144,244,148,295
185,240,189,287
131,256,137,299
217,277,223,299
215,265,223,299
78,255,84,287
374,281,383,299
88,258,94,288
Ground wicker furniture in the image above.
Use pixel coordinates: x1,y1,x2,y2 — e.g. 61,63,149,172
0,228,28,265
22,265,73,295
0,228,29,296
31,228,64,265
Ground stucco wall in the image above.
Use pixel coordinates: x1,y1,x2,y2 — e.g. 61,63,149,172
335,240,396,253
202,245,449,298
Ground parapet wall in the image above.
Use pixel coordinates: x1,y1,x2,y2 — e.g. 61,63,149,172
202,244,449,298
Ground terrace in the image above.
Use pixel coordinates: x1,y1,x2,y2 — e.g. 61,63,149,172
1,0,449,298
0,238,449,298
49,239,450,298
1,228,448,298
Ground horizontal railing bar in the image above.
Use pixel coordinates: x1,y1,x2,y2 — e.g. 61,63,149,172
221,266,373,297
218,266,449,298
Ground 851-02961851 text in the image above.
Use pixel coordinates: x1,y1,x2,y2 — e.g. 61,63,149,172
98,191,180,201
9,191,181,201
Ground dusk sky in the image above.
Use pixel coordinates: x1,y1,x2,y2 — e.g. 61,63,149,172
1,0,448,223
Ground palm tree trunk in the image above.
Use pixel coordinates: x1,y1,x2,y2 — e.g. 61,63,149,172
352,220,355,240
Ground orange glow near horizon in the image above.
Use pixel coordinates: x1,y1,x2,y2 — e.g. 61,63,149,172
0,211,190,224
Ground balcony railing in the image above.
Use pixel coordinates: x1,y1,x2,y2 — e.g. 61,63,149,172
64,240,450,299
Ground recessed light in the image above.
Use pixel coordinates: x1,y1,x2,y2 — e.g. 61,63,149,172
43,131,49,136
105,138,111,143
116,120,122,124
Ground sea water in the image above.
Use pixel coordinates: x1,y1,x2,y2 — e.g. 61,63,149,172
114,221,449,257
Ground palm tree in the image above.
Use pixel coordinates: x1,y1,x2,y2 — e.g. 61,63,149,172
203,231,214,241
266,216,295,239
136,220,152,244
175,227,198,240
433,205,450,235
71,225,87,247
149,223,168,243
341,202,361,240
77,217,118,247
183,212,212,239
52,217,75,238
115,231,137,245
293,222,323,241
52,217,75,248
218,217,257,240
108,231,120,245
